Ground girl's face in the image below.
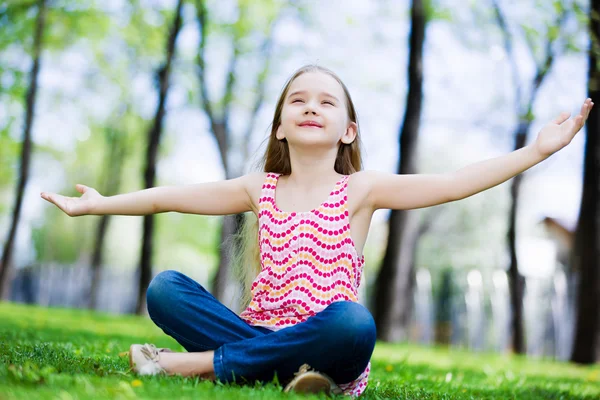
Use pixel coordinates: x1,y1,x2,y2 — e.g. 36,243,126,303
276,72,357,149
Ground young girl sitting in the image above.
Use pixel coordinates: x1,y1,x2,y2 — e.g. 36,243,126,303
41,64,592,397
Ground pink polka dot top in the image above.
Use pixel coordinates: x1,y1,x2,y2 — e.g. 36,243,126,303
240,172,370,397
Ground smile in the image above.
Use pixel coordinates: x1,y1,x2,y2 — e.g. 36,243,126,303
299,121,323,128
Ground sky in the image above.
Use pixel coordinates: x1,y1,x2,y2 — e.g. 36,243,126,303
7,0,589,279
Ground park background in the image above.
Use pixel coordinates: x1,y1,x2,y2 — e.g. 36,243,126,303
1,2,599,394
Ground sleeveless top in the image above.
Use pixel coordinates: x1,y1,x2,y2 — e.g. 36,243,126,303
239,172,370,397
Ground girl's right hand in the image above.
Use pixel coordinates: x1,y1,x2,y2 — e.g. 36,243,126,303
40,184,103,217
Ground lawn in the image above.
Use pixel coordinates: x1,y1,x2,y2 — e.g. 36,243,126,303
0,302,598,399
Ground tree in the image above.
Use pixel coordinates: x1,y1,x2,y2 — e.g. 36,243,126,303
374,0,427,341
193,0,290,307
491,0,568,354
136,0,184,315
89,121,131,308
1,0,111,302
0,0,47,299
571,0,600,364
86,2,168,309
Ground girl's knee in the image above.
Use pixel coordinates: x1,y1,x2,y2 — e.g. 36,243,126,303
325,301,376,351
146,270,185,315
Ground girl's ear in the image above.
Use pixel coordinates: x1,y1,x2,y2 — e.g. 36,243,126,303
276,125,285,141
341,121,358,144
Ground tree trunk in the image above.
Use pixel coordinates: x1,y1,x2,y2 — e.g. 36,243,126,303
506,125,528,353
374,0,426,341
204,119,235,304
0,0,46,299
89,214,109,309
86,145,127,310
194,0,281,307
505,63,556,356
491,0,562,355
135,0,184,315
570,6,600,363
89,129,127,309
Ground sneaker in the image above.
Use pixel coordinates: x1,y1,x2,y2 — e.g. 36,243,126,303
283,364,343,396
129,343,171,376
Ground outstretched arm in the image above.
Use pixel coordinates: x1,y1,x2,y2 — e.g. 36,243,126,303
367,99,593,211
41,172,265,217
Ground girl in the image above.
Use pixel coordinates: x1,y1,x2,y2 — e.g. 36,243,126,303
41,64,592,397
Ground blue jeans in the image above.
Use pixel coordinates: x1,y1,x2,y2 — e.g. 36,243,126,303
146,270,376,385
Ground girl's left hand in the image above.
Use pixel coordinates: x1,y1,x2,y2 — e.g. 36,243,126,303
534,98,594,158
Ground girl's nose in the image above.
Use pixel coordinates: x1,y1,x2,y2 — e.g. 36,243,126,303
303,106,317,115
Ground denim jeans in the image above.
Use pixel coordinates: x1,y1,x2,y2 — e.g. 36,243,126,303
146,270,376,385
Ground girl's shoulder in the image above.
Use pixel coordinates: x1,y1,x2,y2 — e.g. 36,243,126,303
242,171,270,189
347,170,373,190
241,172,270,212
347,170,375,207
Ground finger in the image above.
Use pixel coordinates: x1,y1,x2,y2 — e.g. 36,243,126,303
41,193,61,210
553,112,570,124
580,102,589,118
40,192,54,202
41,192,65,209
579,104,588,125
75,184,87,194
43,193,57,205
585,99,593,118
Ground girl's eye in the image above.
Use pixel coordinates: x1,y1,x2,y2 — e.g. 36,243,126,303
292,99,304,103
323,101,334,106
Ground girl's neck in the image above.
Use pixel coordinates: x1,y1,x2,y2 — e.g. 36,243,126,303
286,146,342,188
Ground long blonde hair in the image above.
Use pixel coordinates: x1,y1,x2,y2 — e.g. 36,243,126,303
232,64,364,309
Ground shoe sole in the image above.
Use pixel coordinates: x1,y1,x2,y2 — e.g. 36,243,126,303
128,344,172,373
284,372,332,394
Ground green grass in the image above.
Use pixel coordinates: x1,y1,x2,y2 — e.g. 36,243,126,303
0,302,598,399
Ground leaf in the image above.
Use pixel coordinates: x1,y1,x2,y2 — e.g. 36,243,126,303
547,25,559,42
552,0,564,15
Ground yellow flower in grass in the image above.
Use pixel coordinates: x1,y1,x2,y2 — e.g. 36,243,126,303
385,365,393,372
131,379,143,388
586,370,599,382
